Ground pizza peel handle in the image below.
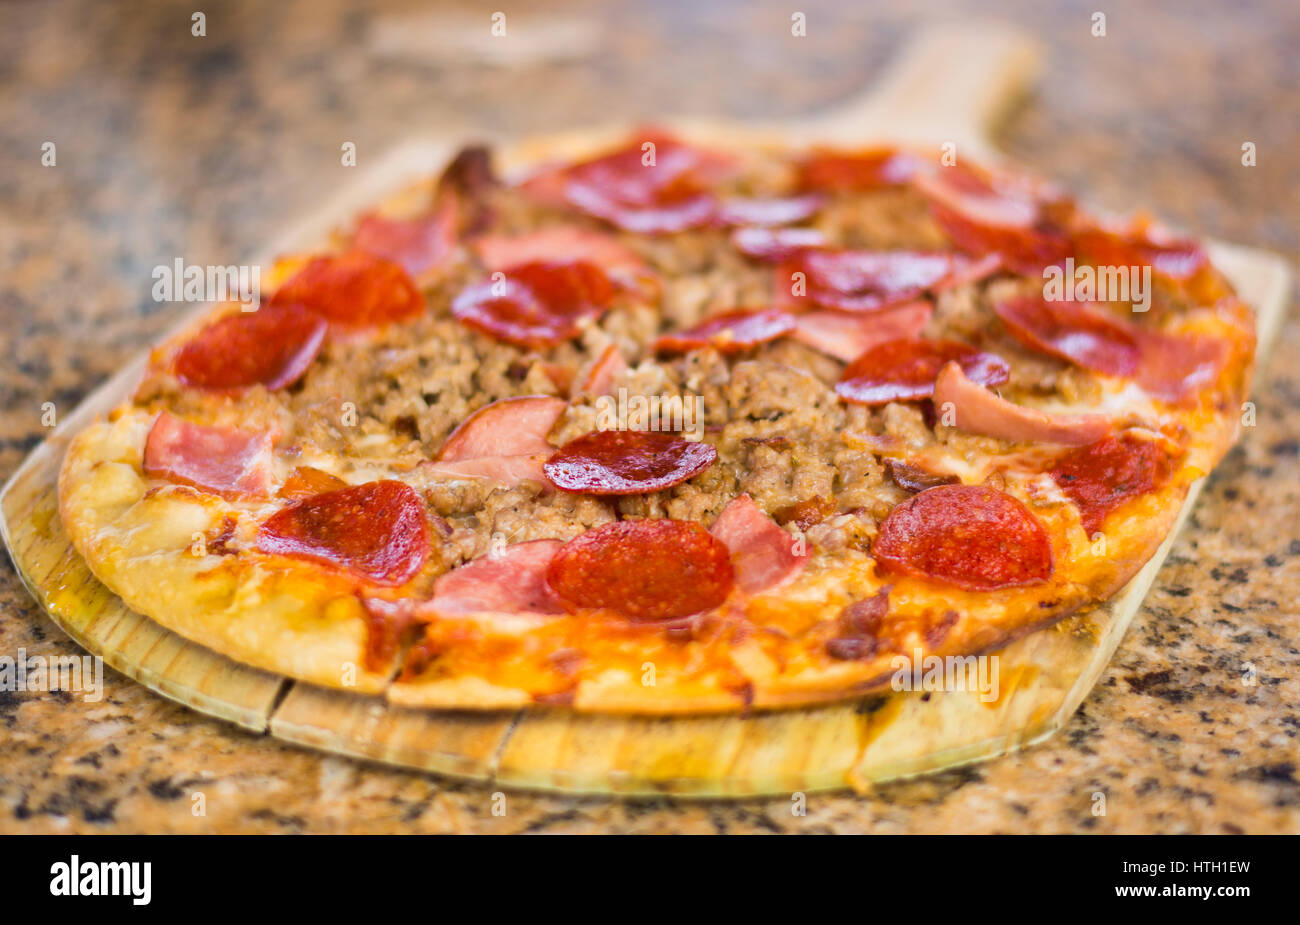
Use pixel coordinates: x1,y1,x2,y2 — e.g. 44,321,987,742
783,23,1042,160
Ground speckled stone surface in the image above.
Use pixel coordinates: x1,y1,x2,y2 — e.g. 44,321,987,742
1,0,1296,833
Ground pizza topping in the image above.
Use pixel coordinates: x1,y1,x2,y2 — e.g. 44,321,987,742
473,227,646,278
172,303,326,392
731,225,827,262
788,300,932,363
932,361,1112,446
654,309,797,354
715,194,824,227
546,519,735,620
435,144,498,235
352,205,457,277
873,484,1053,590
796,147,920,192
708,494,806,594
544,430,717,495
932,252,1004,291
451,260,616,348
278,465,348,500
1132,329,1227,403
426,540,566,617
1049,434,1177,535
437,395,566,461
358,597,422,672
914,166,1071,274
780,250,955,313
535,131,738,234
142,411,275,499
1073,221,1208,282
423,453,552,487
836,338,1010,405
256,480,429,586
825,586,892,660
568,185,718,234
269,250,424,327
885,459,960,493
451,278,575,347
773,495,837,530
994,294,1227,401
573,343,628,397
994,294,1141,376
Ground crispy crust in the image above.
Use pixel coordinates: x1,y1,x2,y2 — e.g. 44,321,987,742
59,410,394,693
57,129,1255,714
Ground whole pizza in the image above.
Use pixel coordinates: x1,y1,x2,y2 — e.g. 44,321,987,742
58,130,1256,712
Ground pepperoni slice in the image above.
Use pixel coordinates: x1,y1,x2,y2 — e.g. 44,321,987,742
451,278,575,347
781,250,955,313
796,148,920,192
506,260,616,311
1072,225,1208,282
539,132,737,233
1049,434,1176,536
914,166,1072,274
654,309,797,354
451,261,614,348
545,520,735,620
873,484,1053,590
932,204,1072,275
836,338,1010,405
714,194,824,227
993,294,1141,377
544,430,717,495
173,303,326,391
256,480,429,586
731,226,826,262
566,183,718,234
269,251,424,327
561,131,736,206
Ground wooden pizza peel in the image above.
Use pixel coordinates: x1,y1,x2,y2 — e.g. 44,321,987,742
1,25,1289,797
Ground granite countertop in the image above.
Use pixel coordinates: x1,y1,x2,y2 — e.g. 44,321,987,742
1,0,1296,834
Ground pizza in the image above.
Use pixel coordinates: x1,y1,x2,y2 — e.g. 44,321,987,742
57,129,1256,711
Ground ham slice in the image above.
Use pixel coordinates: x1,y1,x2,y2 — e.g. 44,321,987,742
912,166,1071,274
352,205,457,277
142,411,274,499
709,494,806,594
932,362,1112,447
425,540,566,618
912,167,1039,229
573,343,628,397
473,227,645,278
789,300,933,362
422,453,551,486
436,396,566,461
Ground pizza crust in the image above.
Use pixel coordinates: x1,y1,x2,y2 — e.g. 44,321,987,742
59,410,394,693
